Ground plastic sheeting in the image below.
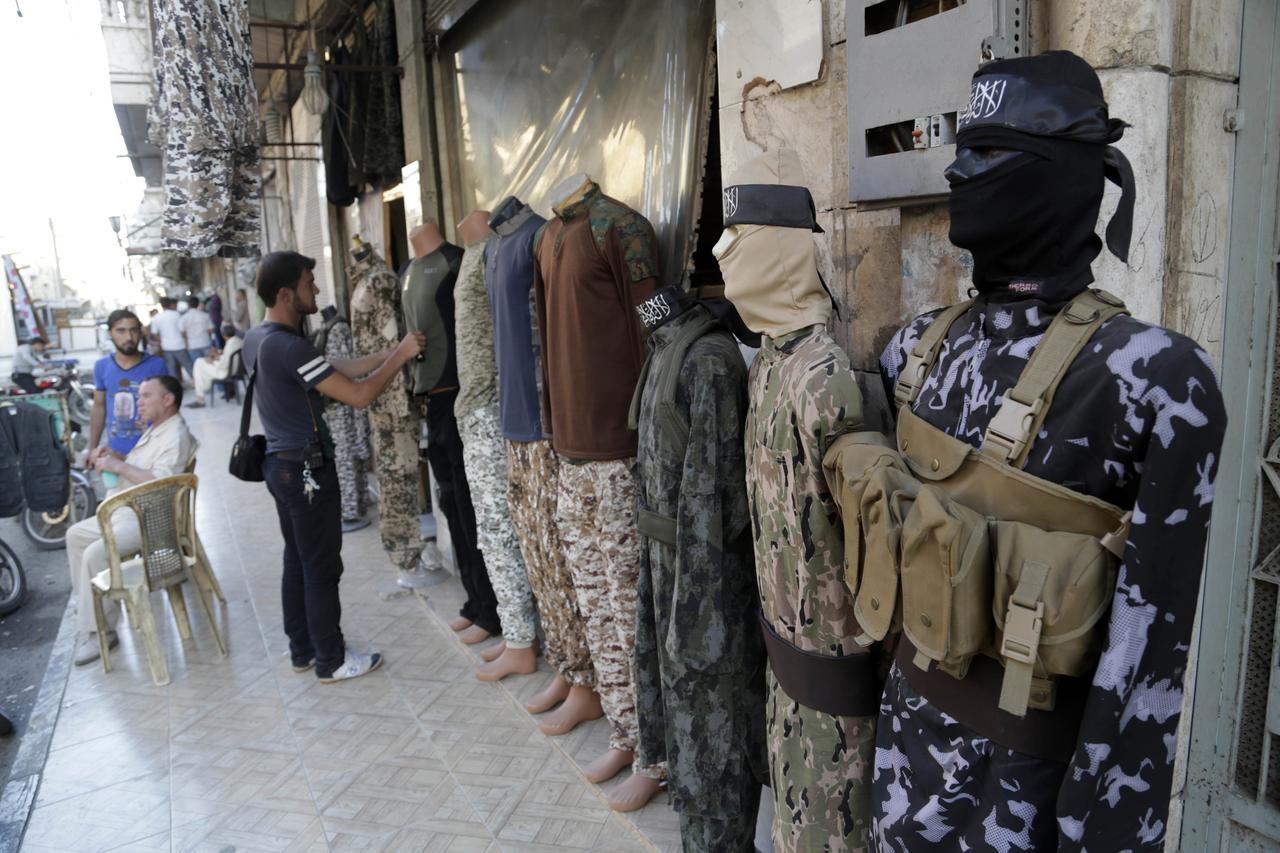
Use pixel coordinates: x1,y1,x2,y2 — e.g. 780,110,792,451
445,0,715,286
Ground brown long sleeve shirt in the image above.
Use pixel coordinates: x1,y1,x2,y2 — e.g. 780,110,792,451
532,183,660,461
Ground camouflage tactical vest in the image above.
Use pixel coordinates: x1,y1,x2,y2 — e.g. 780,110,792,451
824,289,1132,723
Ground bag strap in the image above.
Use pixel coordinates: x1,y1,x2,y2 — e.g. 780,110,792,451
982,289,1129,467
894,300,975,408
238,369,256,438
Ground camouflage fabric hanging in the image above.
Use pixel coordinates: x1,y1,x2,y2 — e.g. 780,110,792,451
148,0,261,258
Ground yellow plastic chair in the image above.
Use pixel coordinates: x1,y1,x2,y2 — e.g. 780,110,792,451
181,455,225,604
89,473,226,685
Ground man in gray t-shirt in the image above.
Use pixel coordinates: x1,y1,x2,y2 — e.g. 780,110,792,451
246,251,423,684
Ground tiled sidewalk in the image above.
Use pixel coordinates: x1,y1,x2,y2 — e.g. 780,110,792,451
16,405,687,853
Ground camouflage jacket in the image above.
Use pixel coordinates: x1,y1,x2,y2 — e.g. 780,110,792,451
454,236,497,420
632,305,767,815
148,0,258,151
745,324,864,656
875,295,1226,852
349,253,411,419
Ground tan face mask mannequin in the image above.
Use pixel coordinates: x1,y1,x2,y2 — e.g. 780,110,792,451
409,222,446,258
548,172,593,215
456,210,492,245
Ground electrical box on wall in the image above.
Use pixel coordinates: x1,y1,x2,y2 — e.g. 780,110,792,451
847,0,1025,207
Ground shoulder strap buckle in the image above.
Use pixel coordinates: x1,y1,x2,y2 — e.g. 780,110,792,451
894,350,930,408
983,393,1044,463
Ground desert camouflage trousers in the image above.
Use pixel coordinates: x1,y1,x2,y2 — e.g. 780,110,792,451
161,139,261,259
505,440,594,683
368,412,423,572
557,459,662,777
766,667,875,853
459,405,536,646
324,401,370,521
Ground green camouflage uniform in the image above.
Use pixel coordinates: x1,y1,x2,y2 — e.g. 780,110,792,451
633,305,767,852
349,251,422,572
746,324,874,853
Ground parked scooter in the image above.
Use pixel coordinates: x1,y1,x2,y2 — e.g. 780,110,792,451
0,536,26,616
4,358,92,426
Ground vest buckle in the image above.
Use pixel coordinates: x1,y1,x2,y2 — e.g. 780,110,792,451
984,395,1044,462
895,351,930,407
1001,599,1044,665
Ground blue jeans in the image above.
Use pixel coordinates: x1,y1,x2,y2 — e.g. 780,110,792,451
264,455,346,676
163,349,194,381
188,347,209,362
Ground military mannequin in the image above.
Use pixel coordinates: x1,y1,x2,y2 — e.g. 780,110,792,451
485,195,601,724
853,52,1226,851
532,173,665,807
314,304,371,533
347,239,429,588
453,207,539,680
629,282,768,837
403,222,502,643
716,149,878,852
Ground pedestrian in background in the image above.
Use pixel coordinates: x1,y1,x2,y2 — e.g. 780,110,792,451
243,250,425,683
152,297,193,383
181,296,213,361
208,290,224,348
10,336,47,393
90,309,168,455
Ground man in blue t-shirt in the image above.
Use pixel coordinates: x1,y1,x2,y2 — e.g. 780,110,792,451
244,251,424,683
90,309,169,455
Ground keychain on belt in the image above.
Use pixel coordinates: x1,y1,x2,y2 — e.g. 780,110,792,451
302,460,321,503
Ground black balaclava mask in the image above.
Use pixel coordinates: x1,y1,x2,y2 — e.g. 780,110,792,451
946,51,1135,303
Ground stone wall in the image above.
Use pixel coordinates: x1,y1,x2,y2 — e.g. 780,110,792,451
715,0,1240,368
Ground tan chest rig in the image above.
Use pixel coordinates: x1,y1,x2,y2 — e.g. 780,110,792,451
823,289,1132,762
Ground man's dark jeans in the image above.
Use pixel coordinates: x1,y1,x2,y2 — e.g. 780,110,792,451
264,454,345,677
10,373,37,394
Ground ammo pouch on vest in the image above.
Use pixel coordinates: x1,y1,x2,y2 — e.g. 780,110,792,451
824,289,1132,748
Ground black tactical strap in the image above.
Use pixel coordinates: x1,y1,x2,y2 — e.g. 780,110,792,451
759,612,880,717
896,637,1088,764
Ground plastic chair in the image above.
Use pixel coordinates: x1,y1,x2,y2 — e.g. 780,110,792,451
180,455,226,605
210,349,245,405
89,474,225,685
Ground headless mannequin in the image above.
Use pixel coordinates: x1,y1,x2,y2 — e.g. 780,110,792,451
454,207,541,680
456,209,492,246
411,222,495,641
530,172,662,810
488,195,523,230
409,221,446,259
548,172,592,214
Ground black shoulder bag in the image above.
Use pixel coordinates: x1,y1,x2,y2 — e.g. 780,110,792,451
228,369,267,481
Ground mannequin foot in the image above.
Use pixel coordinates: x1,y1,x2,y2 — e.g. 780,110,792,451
476,644,538,682
526,672,571,714
449,616,473,631
480,641,506,662
582,748,634,784
608,773,665,812
536,685,603,736
458,625,491,645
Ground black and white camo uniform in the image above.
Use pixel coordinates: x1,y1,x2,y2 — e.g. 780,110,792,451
873,293,1226,852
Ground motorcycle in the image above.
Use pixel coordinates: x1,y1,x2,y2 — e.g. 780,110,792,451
5,358,93,427
0,536,26,617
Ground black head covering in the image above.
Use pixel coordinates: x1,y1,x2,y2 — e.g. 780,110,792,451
946,51,1135,302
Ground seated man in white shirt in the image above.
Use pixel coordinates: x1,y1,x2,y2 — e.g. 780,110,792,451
69,374,199,665
188,324,244,408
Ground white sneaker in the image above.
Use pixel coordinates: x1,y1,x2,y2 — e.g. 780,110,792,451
318,651,383,683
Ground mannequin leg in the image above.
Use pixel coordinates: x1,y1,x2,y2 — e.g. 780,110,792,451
506,440,596,705
557,460,664,780
459,405,538,679
368,412,424,574
325,405,362,523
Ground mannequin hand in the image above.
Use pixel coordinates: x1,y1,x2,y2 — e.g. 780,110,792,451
396,331,426,361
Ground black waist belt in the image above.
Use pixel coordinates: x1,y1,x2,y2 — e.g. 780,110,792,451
758,611,879,717
636,507,677,547
895,637,1088,764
